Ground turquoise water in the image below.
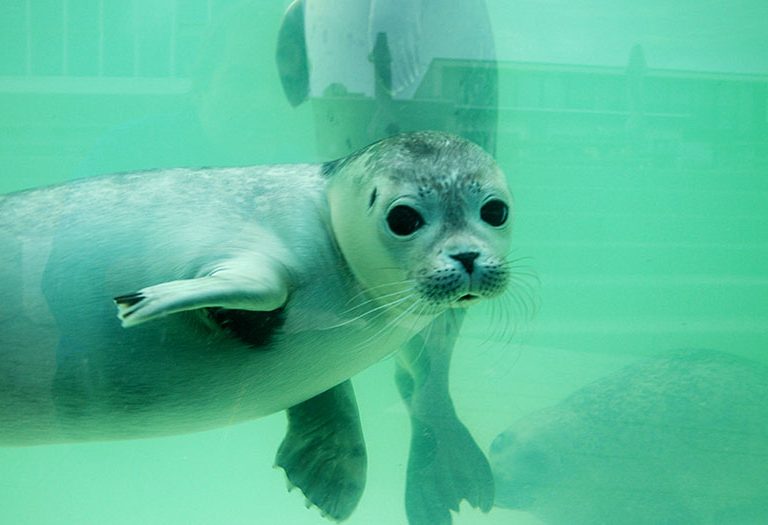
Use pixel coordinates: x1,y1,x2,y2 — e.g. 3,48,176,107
1,1,767,524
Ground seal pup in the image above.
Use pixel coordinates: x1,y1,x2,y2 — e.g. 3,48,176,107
0,131,513,522
490,349,768,525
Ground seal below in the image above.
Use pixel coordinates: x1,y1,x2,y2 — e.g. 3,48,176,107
490,349,768,524
0,131,513,523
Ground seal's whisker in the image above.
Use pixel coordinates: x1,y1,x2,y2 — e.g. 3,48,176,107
372,266,416,273
513,278,541,319
485,298,505,345
503,270,540,283
476,262,540,349
354,297,424,351
500,262,539,279
478,296,508,347
504,253,536,263
512,274,539,292
504,264,541,311
500,290,523,341
506,286,533,322
356,295,419,327
343,279,418,306
410,301,435,351
501,254,538,269
503,248,534,261
478,297,513,353
326,293,416,329
382,299,424,340
401,303,435,367
341,286,415,314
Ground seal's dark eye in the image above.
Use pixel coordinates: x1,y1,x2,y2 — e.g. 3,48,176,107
386,205,424,236
480,199,509,227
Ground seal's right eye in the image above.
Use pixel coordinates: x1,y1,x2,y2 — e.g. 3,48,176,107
386,205,424,236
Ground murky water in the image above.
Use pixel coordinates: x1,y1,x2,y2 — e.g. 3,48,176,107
1,1,767,524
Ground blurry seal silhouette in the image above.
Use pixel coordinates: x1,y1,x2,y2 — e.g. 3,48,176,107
490,349,768,525
0,131,513,522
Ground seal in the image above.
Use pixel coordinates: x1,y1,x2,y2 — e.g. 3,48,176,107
276,0,498,157
490,349,768,524
0,131,512,523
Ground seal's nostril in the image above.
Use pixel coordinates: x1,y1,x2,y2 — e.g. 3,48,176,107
450,252,480,274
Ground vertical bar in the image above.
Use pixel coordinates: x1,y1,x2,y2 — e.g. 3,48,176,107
25,0,32,74
132,0,139,76
62,0,69,74
169,0,177,76
98,0,104,75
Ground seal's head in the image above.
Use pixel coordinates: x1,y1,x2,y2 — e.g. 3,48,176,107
326,131,513,315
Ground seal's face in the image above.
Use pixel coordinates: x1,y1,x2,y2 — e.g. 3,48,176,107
327,132,513,316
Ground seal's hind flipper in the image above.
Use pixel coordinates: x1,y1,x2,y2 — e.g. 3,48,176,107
276,380,367,522
396,309,494,524
115,259,289,328
402,413,495,524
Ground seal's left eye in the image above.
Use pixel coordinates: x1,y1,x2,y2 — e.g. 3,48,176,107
386,205,424,236
481,199,509,227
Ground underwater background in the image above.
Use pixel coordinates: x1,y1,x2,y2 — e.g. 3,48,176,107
1,1,766,523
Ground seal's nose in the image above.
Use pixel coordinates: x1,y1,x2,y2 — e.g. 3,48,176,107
451,251,480,274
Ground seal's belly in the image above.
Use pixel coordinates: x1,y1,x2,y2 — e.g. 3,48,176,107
0,287,412,445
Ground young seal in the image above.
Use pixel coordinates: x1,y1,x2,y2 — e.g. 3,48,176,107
0,131,513,523
490,349,768,525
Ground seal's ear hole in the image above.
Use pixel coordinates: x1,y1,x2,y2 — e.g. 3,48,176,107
368,188,378,209
386,205,424,237
480,199,509,227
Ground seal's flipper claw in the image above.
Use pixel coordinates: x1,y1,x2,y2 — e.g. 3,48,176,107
115,293,146,325
114,292,144,307
114,292,148,327
276,381,367,522
114,290,158,327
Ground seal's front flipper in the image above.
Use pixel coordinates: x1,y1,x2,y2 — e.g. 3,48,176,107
396,309,494,525
115,258,289,328
276,380,367,522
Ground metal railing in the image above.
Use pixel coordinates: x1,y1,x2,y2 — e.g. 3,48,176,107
4,0,219,79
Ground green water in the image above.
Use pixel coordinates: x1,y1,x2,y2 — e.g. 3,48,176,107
1,1,767,524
